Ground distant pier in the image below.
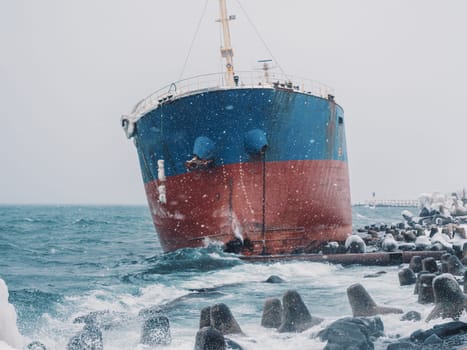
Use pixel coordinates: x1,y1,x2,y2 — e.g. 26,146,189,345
354,199,419,207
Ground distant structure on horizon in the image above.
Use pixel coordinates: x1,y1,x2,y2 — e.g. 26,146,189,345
354,189,467,208
353,199,419,208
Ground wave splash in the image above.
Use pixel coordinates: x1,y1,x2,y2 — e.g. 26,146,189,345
122,245,243,281
0,278,23,349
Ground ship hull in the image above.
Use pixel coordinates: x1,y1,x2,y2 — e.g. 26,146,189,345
145,159,351,255
132,87,352,255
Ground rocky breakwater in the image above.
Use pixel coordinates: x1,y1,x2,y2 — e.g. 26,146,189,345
387,252,467,349
351,191,467,261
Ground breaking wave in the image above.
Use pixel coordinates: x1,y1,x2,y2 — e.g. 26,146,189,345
122,246,243,281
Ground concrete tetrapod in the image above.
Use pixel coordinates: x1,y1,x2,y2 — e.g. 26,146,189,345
426,274,466,322
347,283,403,317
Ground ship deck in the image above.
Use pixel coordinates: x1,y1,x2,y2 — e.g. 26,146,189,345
127,71,336,122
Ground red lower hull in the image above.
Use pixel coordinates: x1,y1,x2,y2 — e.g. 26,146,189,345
144,160,351,255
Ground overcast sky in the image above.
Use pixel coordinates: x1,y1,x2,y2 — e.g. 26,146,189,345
1,0,466,205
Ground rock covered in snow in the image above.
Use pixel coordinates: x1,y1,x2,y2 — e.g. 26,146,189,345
410,321,467,343
318,316,384,350
382,234,398,252
345,235,366,253
430,232,453,250
414,235,431,250
322,241,341,254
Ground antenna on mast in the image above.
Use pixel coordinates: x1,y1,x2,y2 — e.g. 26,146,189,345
217,0,236,86
257,59,272,84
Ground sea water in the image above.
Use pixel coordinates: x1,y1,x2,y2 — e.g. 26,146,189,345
0,205,466,349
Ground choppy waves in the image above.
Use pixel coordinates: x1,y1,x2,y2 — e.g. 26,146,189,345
3,205,467,349
119,246,243,287
142,246,241,274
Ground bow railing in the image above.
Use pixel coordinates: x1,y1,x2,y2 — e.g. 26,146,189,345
130,71,335,119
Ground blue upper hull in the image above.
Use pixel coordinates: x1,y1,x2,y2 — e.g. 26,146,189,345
134,88,347,184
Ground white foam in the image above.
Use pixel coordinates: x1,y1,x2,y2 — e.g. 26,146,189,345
66,284,187,317
230,323,327,350
14,261,467,350
181,261,340,290
0,278,23,349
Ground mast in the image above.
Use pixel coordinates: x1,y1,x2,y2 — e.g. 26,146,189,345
218,0,235,86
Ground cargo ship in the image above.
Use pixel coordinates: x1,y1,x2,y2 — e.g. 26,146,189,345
121,0,352,256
